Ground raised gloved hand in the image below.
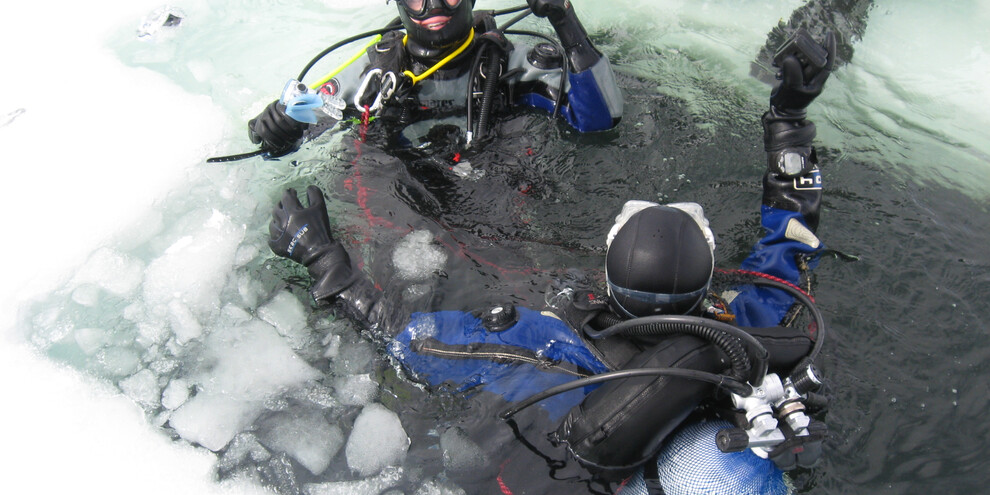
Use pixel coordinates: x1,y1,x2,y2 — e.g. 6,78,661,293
269,186,356,302
248,101,308,158
770,30,836,117
527,0,572,20
763,30,835,178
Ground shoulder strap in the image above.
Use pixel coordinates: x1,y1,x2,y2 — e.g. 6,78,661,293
363,30,408,77
642,452,667,495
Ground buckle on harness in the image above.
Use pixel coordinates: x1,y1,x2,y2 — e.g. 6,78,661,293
355,68,398,114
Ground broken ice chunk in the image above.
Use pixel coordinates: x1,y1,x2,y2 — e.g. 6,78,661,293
345,403,409,476
119,369,160,409
257,407,345,476
392,230,447,281
138,5,185,38
333,373,378,406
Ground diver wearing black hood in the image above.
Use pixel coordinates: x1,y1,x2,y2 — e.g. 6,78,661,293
605,205,716,318
396,0,478,59
245,0,623,158
262,29,836,494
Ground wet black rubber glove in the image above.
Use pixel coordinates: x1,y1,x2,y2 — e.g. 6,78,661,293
269,186,356,302
248,101,307,158
762,109,817,177
763,31,835,178
527,0,570,20
527,0,600,72
770,31,836,117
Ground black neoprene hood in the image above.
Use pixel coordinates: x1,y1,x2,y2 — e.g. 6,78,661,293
605,206,714,317
396,0,475,50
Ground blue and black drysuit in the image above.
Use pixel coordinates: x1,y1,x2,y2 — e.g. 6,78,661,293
326,31,622,133
248,8,623,158
267,140,823,495
270,160,824,481
330,12,621,131
323,160,824,411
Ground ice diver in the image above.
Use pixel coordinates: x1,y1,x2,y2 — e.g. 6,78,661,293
232,0,623,162
262,27,837,494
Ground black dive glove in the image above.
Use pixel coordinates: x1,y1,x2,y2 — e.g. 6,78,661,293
527,0,601,72
770,30,836,117
763,31,835,178
269,186,356,303
526,0,571,20
248,101,308,158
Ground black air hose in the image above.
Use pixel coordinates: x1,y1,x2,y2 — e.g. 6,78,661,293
475,46,502,138
592,310,622,328
296,18,403,82
465,42,487,140
500,367,752,419
587,313,769,386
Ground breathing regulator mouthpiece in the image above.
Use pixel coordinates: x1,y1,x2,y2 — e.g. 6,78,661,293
280,79,345,124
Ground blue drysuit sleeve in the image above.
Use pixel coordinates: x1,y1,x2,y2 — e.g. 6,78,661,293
513,54,623,132
730,169,824,327
561,57,623,132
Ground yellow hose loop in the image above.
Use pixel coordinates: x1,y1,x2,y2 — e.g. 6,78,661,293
402,28,475,86
310,35,384,90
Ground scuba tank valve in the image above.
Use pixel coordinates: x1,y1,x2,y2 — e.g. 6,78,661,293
718,365,827,470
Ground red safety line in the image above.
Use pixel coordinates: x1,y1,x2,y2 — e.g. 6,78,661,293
348,105,396,239
715,267,814,302
496,459,514,495
344,111,546,279
614,475,632,493
434,233,540,277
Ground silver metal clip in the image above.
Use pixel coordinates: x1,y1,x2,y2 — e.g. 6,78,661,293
354,69,398,113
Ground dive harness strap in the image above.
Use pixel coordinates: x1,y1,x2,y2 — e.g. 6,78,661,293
643,452,666,495
355,30,409,113
354,28,477,114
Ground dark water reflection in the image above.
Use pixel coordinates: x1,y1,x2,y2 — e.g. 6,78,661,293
813,169,990,494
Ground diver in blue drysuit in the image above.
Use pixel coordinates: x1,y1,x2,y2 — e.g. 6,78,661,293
246,0,623,158
266,29,835,495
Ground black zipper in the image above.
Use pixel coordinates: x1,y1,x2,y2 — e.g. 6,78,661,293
410,337,590,378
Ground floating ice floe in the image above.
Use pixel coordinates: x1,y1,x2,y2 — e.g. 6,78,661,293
345,403,410,477
137,5,185,39
392,230,448,281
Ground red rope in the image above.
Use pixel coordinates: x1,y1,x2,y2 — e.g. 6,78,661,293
434,233,540,277
496,460,514,495
613,475,632,493
344,108,542,279
715,267,814,302
348,105,396,239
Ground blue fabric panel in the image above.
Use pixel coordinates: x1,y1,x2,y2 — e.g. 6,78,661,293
514,68,614,132
731,206,823,327
390,307,608,418
563,68,614,132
